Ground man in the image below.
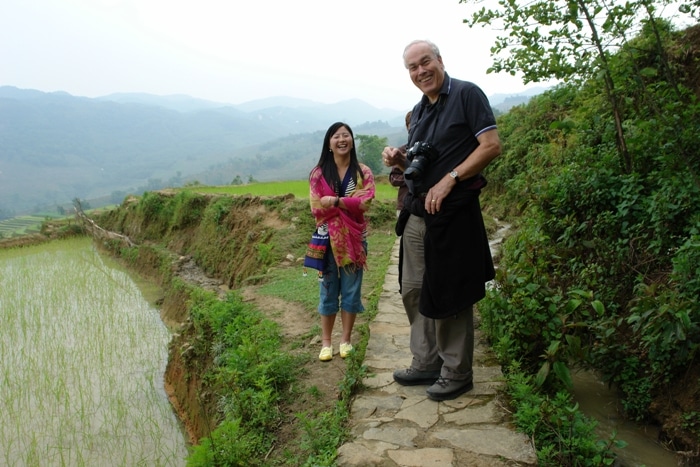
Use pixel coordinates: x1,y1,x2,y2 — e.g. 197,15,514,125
382,39,501,401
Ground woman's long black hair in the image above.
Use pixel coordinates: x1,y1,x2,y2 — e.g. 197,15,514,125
313,122,365,194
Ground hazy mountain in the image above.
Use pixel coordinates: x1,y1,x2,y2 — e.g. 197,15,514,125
0,87,409,216
95,92,410,127
96,92,227,113
0,85,544,217
235,96,326,112
490,86,549,113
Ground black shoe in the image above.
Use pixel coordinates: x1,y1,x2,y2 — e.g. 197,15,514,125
393,368,441,386
426,376,474,401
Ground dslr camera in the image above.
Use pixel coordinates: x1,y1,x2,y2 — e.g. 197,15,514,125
403,141,439,181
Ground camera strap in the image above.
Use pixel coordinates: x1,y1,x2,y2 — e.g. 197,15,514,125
410,100,445,160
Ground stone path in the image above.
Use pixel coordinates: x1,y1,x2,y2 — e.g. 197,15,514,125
337,238,537,467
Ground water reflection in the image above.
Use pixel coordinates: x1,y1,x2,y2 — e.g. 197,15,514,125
571,368,680,466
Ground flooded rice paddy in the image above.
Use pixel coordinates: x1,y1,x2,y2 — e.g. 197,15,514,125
0,237,188,466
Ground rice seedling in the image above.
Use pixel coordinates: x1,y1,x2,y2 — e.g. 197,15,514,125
0,237,188,466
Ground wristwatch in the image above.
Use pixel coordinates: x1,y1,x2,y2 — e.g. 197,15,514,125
449,170,460,182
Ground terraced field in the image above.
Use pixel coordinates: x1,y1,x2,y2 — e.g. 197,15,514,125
0,215,52,238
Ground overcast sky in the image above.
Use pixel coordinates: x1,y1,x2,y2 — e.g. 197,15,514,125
1,0,546,110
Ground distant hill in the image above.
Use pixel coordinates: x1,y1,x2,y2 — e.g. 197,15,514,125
0,86,544,217
96,92,227,113
0,87,410,216
235,96,329,112
490,86,550,113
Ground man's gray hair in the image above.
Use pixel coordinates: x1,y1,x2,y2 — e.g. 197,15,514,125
403,40,441,61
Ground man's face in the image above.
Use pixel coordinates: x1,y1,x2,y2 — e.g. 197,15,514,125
404,43,445,103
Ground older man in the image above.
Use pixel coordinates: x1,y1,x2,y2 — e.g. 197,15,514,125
382,40,502,401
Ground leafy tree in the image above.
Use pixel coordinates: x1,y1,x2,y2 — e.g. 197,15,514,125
355,134,387,175
460,0,696,174
463,2,700,453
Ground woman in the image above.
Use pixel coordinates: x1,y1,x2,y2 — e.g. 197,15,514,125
309,122,375,362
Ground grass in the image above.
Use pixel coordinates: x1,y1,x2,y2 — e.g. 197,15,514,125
180,178,399,202
258,230,397,316
258,266,322,311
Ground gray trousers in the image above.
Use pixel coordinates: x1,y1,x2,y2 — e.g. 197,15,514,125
401,214,474,382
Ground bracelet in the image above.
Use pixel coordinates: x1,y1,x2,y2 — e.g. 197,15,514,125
334,196,340,207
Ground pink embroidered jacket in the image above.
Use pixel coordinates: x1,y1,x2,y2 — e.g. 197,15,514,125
309,164,375,269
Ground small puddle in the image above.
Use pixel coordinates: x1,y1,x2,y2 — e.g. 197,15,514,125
571,369,681,466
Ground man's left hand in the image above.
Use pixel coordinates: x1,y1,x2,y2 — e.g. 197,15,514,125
424,175,456,214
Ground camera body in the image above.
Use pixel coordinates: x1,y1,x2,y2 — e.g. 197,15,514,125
404,141,439,181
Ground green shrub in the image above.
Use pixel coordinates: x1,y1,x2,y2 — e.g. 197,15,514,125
504,363,622,466
187,419,264,467
170,190,209,231
186,291,302,466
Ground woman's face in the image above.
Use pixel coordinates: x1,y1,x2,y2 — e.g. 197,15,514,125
329,126,353,157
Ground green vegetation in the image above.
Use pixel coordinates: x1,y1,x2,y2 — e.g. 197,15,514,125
467,3,700,463
503,364,622,465
184,290,303,466
13,2,700,462
87,184,398,466
257,266,321,311
185,180,311,198
0,238,187,465
356,134,388,174
0,215,58,238
178,178,399,202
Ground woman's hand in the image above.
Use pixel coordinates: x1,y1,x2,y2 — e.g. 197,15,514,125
350,188,370,198
349,188,373,212
321,195,338,208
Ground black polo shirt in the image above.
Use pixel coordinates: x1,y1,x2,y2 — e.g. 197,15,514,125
405,73,497,196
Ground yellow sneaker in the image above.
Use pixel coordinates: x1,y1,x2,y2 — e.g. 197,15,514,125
319,346,333,362
339,342,353,359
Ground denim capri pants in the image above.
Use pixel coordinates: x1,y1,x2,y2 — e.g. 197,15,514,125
318,243,366,316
